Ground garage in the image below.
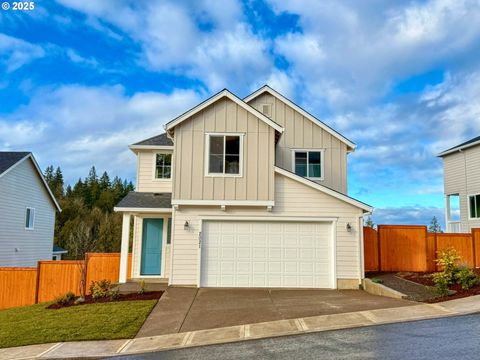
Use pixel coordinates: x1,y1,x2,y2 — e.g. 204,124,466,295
200,220,334,288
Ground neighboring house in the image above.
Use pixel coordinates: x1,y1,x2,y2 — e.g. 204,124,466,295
0,152,61,266
115,86,373,289
439,136,480,233
52,245,68,260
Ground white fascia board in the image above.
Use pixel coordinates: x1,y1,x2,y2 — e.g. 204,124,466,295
165,89,284,133
171,199,275,206
128,145,174,153
274,167,373,212
244,86,356,151
437,140,480,157
114,207,172,213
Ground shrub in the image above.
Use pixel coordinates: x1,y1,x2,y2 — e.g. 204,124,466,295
435,248,461,282
371,278,383,284
432,272,451,296
138,280,147,295
109,289,120,301
89,279,111,300
54,291,75,305
454,266,479,290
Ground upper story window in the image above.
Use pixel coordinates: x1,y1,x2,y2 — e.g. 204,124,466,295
25,207,35,230
293,150,324,180
206,134,243,176
155,153,172,179
469,194,480,218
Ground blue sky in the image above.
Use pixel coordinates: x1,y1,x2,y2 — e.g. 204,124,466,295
1,0,480,228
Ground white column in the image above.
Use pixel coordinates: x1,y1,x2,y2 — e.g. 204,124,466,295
119,213,131,283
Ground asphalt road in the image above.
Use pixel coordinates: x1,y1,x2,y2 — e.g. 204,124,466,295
111,314,480,360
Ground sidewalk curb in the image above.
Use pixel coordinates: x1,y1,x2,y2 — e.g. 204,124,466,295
2,295,480,359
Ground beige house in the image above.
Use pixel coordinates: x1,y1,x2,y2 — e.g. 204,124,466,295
115,86,372,289
439,136,480,233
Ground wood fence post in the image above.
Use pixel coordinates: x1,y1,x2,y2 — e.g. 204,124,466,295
472,229,476,268
84,253,89,296
34,261,41,304
434,232,438,272
377,225,382,272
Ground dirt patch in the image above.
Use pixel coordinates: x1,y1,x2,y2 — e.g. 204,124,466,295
399,270,480,303
47,291,163,309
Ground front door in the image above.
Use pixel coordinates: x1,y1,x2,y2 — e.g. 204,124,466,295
141,219,163,275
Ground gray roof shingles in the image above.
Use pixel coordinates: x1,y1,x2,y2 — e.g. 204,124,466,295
132,133,173,146
116,192,172,209
0,151,30,175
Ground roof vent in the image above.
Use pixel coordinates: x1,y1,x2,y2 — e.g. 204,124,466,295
261,104,272,118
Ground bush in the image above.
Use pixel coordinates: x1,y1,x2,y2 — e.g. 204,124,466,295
109,289,120,301
432,272,451,296
435,248,460,280
89,279,111,300
454,266,479,290
54,292,75,305
138,280,147,295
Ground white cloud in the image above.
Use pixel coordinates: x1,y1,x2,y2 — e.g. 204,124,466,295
0,84,202,182
0,33,45,72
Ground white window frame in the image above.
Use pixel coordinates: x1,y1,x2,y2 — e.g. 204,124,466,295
468,193,480,220
205,133,244,178
291,149,325,180
152,152,173,181
25,207,35,230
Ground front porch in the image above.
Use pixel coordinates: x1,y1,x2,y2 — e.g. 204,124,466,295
114,192,173,283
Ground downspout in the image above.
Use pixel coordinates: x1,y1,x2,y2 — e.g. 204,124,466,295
358,211,372,286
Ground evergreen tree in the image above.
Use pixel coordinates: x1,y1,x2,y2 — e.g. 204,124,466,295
365,216,375,228
428,216,443,233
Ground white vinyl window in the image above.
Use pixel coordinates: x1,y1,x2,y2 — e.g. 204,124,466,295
25,208,35,230
469,194,480,219
292,150,324,179
154,153,172,179
206,134,243,176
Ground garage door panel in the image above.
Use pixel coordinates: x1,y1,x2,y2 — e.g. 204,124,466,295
201,221,333,288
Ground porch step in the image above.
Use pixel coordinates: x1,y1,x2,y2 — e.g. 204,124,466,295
114,279,168,294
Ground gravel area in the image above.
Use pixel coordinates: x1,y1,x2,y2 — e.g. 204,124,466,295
368,273,440,302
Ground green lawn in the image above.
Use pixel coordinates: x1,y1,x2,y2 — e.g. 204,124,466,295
0,299,157,348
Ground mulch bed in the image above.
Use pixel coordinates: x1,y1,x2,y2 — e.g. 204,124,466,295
399,270,480,303
47,291,163,309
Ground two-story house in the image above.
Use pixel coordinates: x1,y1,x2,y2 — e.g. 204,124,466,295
439,136,480,233
115,86,372,289
0,152,61,266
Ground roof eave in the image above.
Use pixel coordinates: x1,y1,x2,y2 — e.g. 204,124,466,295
437,140,480,157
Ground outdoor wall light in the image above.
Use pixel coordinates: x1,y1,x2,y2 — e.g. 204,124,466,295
346,223,352,232
184,221,190,230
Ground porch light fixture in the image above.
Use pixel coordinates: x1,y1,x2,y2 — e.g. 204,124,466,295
184,221,190,230
346,223,352,232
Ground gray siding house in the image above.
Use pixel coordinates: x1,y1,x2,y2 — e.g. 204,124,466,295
0,152,61,266
439,136,480,233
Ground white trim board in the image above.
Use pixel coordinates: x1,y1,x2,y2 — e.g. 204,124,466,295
129,145,174,152
274,166,373,212
114,207,172,213
438,139,480,157
165,89,284,134
0,153,61,211
244,85,356,151
171,200,275,206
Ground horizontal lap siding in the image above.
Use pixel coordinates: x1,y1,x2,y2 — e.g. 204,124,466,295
172,97,275,202
247,93,348,194
170,173,362,285
136,150,173,193
0,159,56,267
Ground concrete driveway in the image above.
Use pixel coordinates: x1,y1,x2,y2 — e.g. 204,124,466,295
137,288,414,338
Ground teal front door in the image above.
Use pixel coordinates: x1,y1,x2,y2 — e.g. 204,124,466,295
141,219,163,275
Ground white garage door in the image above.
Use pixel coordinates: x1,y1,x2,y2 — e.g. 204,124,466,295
200,221,334,288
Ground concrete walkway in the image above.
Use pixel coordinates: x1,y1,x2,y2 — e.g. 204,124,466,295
2,295,480,359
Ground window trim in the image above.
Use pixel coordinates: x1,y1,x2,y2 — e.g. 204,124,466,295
152,151,173,182
204,133,244,178
291,149,325,180
25,207,35,230
468,193,480,220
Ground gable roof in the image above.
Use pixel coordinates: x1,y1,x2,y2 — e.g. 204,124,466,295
244,85,356,151
437,135,480,157
165,89,284,134
0,152,61,211
274,166,373,213
129,133,174,151
114,192,172,212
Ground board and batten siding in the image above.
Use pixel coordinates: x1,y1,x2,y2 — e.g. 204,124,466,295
172,97,275,202
0,159,56,266
169,172,363,286
247,92,348,194
135,150,173,193
443,147,480,231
